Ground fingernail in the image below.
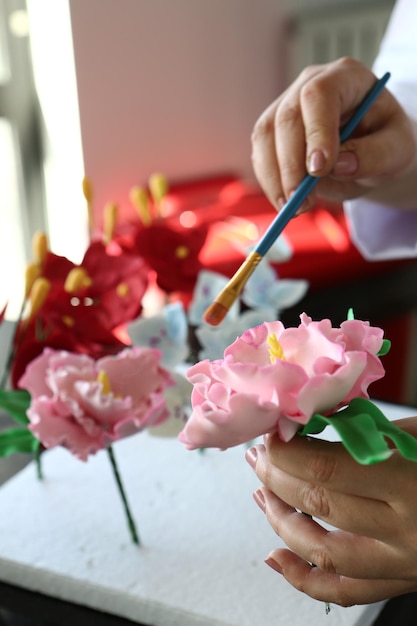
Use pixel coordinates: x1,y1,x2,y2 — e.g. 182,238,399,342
253,488,266,512
265,557,283,575
332,151,358,176
288,189,314,215
245,446,258,470
308,150,326,174
275,196,285,211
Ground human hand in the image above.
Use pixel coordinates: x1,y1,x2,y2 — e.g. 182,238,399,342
251,57,417,212
245,416,417,606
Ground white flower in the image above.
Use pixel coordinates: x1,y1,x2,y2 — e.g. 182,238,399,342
127,301,189,369
187,270,239,325
242,262,308,311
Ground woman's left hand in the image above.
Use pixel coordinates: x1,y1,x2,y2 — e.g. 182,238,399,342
246,417,417,607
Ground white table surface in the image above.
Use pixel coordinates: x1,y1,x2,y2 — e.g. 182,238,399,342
0,400,415,626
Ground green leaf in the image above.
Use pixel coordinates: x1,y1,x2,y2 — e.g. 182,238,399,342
347,308,355,320
0,389,30,424
377,338,391,357
299,414,327,436
301,398,417,465
0,428,39,457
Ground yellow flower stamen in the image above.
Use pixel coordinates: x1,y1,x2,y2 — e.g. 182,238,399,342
82,176,93,203
103,202,118,245
116,282,129,297
24,262,42,298
267,333,285,364
61,315,75,327
82,176,94,236
97,370,112,395
27,277,51,321
64,267,92,293
175,245,189,259
32,231,48,266
129,185,152,226
148,172,168,216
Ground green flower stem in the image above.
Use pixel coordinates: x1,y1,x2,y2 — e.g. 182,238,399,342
35,445,43,480
0,332,16,389
0,298,25,389
107,446,140,545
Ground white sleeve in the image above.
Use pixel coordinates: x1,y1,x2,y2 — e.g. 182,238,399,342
344,0,417,260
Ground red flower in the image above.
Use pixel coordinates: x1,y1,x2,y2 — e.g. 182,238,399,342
11,241,150,387
11,310,126,388
79,240,149,328
134,220,208,293
40,241,149,330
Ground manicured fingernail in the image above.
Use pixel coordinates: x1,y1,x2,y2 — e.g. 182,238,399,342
245,446,258,469
308,150,326,174
275,196,286,211
265,557,283,575
288,189,313,215
253,488,266,512
332,151,358,176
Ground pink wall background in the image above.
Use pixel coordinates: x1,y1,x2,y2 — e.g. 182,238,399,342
68,0,291,227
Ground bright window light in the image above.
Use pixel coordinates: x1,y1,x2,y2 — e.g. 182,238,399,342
0,119,26,318
27,0,87,263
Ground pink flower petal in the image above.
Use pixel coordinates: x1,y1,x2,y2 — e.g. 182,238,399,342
21,346,173,460
179,314,388,451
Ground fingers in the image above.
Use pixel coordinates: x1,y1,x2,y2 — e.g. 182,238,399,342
246,415,417,605
392,416,417,438
330,102,416,181
252,451,396,539
258,433,411,501
251,57,401,209
251,97,286,211
265,547,414,607
251,65,323,212
298,67,347,176
256,488,408,580
307,100,417,203
298,58,384,176
246,435,417,539
273,66,324,204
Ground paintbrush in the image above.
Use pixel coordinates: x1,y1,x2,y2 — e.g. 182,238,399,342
203,71,391,326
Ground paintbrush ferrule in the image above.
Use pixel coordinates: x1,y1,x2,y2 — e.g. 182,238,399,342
213,251,262,308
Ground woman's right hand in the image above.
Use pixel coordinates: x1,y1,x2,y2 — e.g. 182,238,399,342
251,57,417,213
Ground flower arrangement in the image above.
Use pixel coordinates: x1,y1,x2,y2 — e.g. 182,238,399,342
0,173,308,543
0,216,176,543
178,311,417,465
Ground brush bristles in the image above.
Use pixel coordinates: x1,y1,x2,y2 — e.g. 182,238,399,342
202,251,263,327
203,301,229,326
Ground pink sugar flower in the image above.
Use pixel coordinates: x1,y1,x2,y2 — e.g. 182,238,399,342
19,347,174,461
178,313,386,450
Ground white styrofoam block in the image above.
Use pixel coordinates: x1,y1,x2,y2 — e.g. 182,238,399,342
1,399,412,625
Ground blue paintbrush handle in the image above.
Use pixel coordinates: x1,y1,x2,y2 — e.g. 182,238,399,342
255,71,391,257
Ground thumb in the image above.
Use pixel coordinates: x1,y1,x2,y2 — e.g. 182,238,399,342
332,122,415,181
